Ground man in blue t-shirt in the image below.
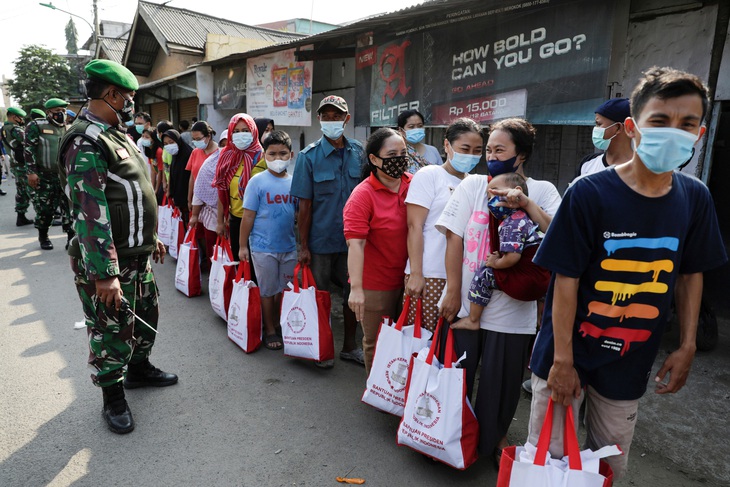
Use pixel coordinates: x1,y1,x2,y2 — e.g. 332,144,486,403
290,95,365,368
527,67,727,479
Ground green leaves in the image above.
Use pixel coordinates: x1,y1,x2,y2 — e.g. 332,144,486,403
6,44,78,113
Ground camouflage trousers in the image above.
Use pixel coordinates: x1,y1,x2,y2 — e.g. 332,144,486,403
32,171,71,233
10,165,31,214
72,254,159,387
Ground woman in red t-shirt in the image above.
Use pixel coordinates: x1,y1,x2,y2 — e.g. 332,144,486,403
186,121,218,209
343,128,411,373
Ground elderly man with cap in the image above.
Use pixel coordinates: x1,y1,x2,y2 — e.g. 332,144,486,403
23,97,72,249
290,95,365,368
1,107,34,223
59,59,177,435
575,98,633,179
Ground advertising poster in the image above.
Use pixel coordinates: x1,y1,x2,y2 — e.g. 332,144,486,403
246,48,313,126
355,0,615,126
214,66,246,110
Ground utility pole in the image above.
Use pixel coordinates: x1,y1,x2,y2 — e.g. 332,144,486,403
92,0,99,56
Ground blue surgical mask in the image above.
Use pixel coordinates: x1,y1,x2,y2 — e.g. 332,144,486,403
487,195,516,221
487,156,518,177
140,138,152,148
405,128,425,144
232,132,254,150
125,120,134,127
135,124,145,134
592,123,619,151
164,143,179,156
634,124,698,174
192,139,207,150
449,151,481,173
320,121,345,140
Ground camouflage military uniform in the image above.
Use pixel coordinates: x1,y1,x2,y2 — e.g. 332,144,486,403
24,118,71,232
60,109,160,387
1,120,32,214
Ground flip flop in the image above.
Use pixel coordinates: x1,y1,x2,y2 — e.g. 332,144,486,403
264,334,283,350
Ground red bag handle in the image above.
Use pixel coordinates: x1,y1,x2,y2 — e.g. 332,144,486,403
213,236,234,262
184,225,198,244
533,399,583,469
234,260,251,283
425,318,455,368
394,295,423,339
292,263,316,293
161,194,168,206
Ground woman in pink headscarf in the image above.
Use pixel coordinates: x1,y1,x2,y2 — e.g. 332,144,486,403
213,113,263,257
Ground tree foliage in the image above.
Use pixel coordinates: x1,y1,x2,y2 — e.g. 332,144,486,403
65,18,79,55
6,45,77,111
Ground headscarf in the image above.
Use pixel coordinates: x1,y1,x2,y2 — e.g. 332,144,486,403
213,113,262,211
164,129,194,211
254,117,274,143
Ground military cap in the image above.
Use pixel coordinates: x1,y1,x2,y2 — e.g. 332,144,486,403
7,107,26,118
31,109,46,119
84,59,139,91
44,98,69,109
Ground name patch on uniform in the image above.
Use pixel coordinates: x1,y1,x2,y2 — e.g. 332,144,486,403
115,148,130,160
42,129,54,134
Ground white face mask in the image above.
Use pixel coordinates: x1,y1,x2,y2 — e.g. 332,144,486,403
164,143,179,156
320,121,345,140
232,132,254,150
267,159,289,174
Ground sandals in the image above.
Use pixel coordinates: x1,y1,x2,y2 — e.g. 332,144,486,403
264,334,283,351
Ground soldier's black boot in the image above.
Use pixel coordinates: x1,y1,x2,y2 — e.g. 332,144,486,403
16,213,33,226
38,229,53,250
65,229,75,250
101,382,134,434
123,359,178,389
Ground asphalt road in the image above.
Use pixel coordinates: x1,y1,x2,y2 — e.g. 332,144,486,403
0,185,727,486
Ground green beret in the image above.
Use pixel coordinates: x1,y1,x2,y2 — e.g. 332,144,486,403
84,59,139,91
44,98,69,109
31,109,46,119
7,107,26,117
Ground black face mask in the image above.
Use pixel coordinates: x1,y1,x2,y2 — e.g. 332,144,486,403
374,155,409,179
51,111,66,125
99,90,135,125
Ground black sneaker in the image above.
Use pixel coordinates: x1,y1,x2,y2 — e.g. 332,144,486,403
16,214,33,226
123,360,178,389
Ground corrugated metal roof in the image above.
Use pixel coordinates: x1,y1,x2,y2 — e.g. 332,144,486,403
138,0,302,52
98,37,127,64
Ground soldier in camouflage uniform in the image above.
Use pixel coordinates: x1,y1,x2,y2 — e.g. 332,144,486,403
59,59,178,435
24,98,72,249
0,106,33,225
30,108,46,120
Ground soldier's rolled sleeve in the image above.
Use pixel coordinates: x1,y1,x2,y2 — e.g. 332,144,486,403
65,139,120,280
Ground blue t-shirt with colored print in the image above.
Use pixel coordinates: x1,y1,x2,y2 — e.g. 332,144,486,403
530,168,727,400
243,171,297,253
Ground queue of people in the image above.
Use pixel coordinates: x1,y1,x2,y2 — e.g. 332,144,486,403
5,58,724,483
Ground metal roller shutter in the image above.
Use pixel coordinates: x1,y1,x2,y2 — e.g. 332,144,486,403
178,97,199,123
150,102,170,124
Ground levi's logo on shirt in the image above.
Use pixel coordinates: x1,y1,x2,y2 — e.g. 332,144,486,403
266,193,297,204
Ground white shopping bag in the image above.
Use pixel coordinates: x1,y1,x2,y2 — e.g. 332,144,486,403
168,208,183,260
227,261,262,353
362,295,433,416
280,264,334,362
498,399,620,486
157,195,173,246
397,318,479,470
174,226,202,297
209,236,237,320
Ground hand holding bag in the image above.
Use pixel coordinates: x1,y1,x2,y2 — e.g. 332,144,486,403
168,207,184,260
227,260,262,353
397,318,479,470
497,399,620,486
209,236,237,320
362,295,433,416
280,263,334,362
175,226,202,297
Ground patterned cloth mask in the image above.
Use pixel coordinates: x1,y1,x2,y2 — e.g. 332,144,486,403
377,155,409,179
487,195,517,221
